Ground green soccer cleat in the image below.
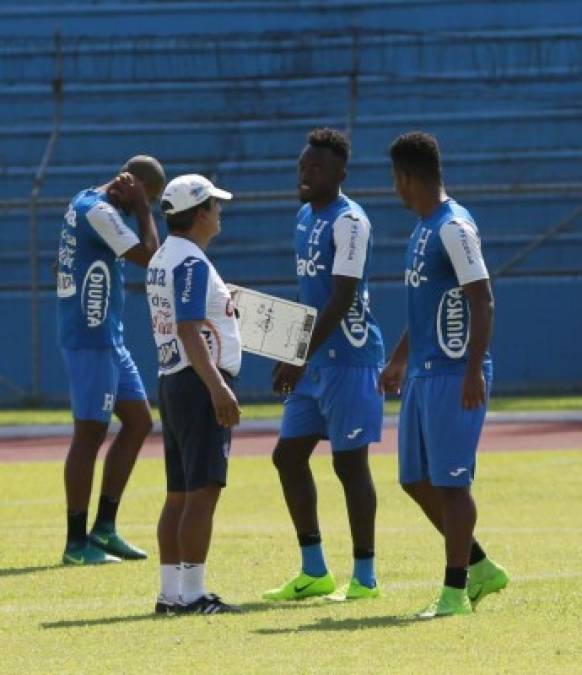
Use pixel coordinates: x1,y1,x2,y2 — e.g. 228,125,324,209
468,558,509,607
89,529,148,560
418,586,473,619
62,541,121,566
263,571,335,601
326,577,380,602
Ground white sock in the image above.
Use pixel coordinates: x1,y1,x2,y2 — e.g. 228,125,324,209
160,564,181,602
180,562,206,604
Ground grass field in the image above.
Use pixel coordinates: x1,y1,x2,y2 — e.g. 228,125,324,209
1,450,582,674
1,395,581,426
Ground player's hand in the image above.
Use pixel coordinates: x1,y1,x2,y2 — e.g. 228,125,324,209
210,383,242,427
378,358,406,396
461,367,486,410
107,172,149,214
273,362,305,395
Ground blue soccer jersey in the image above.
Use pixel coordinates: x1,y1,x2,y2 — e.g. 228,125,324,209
295,193,384,367
56,189,140,349
404,198,492,378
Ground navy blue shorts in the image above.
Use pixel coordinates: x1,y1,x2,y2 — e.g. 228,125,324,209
398,373,492,487
158,367,231,492
280,364,384,452
61,346,146,423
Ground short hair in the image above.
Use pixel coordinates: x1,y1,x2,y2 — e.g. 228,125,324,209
163,198,212,232
120,155,166,199
389,131,442,183
307,127,350,162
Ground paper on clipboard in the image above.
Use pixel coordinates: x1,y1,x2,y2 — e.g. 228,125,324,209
227,284,317,365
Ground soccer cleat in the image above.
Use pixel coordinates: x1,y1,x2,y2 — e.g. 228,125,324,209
418,586,473,619
154,595,179,616
263,571,335,601
89,529,148,560
62,541,121,566
468,558,509,607
178,593,240,615
326,577,380,602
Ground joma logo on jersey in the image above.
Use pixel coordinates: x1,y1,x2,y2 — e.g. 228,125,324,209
81,261,110,328
297,249,326,277
437,287,470,358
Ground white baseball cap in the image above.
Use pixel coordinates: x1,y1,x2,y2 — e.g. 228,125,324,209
161,174,232,214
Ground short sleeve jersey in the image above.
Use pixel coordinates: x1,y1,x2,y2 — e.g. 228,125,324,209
56,188,139,349
146,235,242,377
295,193,384,367
404,198,492,378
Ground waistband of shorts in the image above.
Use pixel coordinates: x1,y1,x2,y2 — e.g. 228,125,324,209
159,365,235,381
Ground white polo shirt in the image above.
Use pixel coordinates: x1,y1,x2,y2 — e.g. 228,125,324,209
146,235,241,377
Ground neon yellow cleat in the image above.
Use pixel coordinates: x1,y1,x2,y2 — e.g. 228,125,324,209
418,586,473,619
326,578,380,602
468,558,509,607
263,571,335,601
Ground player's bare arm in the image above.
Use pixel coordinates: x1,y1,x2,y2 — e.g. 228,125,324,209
108,172,160,267
462,279,494,410
379,330,409,395
272,274,358,394
177,319,241,427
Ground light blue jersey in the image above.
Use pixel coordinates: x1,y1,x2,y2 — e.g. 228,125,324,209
295,194,384,367
56,189,139,349
404,198,491,379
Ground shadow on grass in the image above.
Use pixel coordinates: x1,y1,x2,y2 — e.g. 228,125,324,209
0,564,64,578
255,614,424,634
41,600,312,630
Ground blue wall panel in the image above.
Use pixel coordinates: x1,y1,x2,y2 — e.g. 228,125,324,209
1,0,581,402
1,277,580,404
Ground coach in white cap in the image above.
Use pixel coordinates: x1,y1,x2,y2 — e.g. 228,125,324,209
146,174,242,615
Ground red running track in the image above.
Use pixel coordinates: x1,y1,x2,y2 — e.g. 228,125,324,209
1,422,581,463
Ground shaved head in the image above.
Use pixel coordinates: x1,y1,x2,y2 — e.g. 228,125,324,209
120,155,166,202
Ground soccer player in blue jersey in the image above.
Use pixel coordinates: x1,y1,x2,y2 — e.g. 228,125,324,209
264,128,385,602
380,132,508,617
57,156,165,565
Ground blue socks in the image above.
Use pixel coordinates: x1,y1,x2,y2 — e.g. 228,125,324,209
298,533,328,577
353,550,376,588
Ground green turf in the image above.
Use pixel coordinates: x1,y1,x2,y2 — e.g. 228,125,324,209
1,450,581,673
1,395,581,426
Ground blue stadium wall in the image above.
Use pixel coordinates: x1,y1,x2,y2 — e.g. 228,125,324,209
1,0,581,403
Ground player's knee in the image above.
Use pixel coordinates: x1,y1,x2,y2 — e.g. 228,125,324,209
332,452,368,485
272,444,300,476
71,420,108,452
129,409,154,440
272,445,287,473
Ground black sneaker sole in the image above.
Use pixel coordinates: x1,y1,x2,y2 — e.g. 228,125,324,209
155,602,178,616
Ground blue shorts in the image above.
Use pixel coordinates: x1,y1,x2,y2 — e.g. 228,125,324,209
61,346,147,423
398,373,492,487
280,364,384,452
